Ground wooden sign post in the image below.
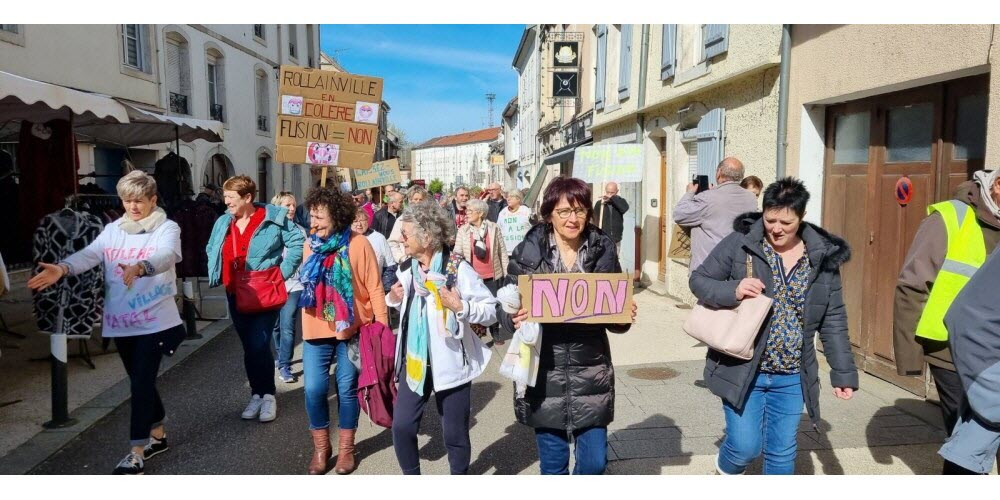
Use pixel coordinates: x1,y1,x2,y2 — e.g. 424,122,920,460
518,273,633,324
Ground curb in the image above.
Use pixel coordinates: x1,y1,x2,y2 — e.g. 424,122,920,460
0,320,233,475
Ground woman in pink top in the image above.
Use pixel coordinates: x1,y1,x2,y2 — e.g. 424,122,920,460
454,198,508,342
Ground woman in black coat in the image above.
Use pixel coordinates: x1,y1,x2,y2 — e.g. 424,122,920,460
498,176,636,475
690,177,858,475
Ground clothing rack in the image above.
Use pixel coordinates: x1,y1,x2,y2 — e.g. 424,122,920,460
64,193,121,211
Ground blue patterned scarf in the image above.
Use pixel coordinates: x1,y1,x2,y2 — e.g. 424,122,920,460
298,228,354,332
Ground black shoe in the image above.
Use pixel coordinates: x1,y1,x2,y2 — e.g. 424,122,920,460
112,452,144,475
143,436,169,460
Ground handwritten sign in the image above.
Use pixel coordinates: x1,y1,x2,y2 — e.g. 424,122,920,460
276,66,384,169
668,224,692,260
353,158,402,190
573,144,643,184
518,273,633,324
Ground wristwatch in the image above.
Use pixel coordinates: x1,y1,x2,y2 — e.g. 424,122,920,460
138,260,155,277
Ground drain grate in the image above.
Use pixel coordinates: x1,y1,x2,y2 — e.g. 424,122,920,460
626,366,679,380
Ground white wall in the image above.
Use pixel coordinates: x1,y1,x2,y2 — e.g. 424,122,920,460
517,35,539,175
412,141,493,190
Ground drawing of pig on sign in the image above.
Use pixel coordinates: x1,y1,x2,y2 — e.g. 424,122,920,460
306,142,339,166
518,273,633,324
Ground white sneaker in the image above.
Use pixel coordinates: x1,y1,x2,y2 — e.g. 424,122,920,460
258,394,277,423
241,395,264,420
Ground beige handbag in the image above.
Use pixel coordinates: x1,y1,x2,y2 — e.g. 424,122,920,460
683,253,773,360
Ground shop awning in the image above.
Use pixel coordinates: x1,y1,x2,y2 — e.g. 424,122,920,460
0,70,223,146
0,70,129,126
75,102,224,146
542,137,593,165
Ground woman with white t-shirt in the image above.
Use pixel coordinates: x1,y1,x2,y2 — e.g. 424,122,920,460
498,189,532,256
28,170,184,476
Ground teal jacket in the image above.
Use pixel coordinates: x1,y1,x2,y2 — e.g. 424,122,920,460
206,203,305,288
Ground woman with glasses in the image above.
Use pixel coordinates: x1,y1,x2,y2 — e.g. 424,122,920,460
497,176,637,475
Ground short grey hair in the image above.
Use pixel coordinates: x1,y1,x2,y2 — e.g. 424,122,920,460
717,157,746,183
506,189,523,201
388,191,405,203
116,170,157,200
466,198,488,215
455,185,470,195
398,200,456,252
406,186,428,202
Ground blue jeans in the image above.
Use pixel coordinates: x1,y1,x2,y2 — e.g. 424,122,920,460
227,295,278,397
272,290,301,370
718,372,803,475
302,338,360,430
535,426,608,475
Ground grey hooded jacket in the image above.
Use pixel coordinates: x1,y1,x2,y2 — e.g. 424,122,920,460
689,212,859,426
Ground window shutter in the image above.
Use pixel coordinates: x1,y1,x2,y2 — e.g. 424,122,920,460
166,41,181,95
217,61,227,122
122,24,139,67
595,25,607,111
703,24,729,60
661,24,676,80
696,108,726,178
618,25,632,100
178,43,191,96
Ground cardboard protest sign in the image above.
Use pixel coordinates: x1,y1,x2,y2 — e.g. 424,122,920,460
353,158,401,190
276,66,383,169
668,223,692,260
573,144,643,184
518,273,633,324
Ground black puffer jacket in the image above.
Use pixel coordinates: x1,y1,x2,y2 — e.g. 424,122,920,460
498,223,630,431
689,212,859,426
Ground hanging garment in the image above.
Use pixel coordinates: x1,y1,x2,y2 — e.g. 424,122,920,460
170,198,219,278
17,120,78,265
0,151,21,265
32,209,105,337
154,152,193,213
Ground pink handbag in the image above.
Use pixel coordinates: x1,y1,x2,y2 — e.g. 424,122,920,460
683,253,773,360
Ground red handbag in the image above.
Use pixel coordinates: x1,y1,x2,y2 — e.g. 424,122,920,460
230,222,287,314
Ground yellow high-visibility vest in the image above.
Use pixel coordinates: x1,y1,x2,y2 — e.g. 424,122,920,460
915,200,987,341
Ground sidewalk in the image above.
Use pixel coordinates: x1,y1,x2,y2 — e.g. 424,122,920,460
0,271,230,473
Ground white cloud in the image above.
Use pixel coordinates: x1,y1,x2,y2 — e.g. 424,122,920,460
327,28,514,77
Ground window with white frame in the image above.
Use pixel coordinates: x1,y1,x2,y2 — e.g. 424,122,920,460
253,24,265,40
255,69,269,132
166,33,192,115
122,24,148,71
1,24,19,34
206,51,226,122
288,24,298,59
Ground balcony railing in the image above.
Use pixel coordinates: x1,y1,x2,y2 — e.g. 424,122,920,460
256,115,268,132
210,104,225,122
169,92,189,115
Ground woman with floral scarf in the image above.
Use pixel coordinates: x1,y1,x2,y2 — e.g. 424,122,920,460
299,188,388,475
386,200,498,475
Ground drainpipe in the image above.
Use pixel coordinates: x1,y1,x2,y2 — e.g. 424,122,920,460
775,24,791,180
633,24,650,282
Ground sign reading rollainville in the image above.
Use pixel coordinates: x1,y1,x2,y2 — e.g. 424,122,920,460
518,273,633,324
276,65,384,169
353,158,401,191
573,144,643,184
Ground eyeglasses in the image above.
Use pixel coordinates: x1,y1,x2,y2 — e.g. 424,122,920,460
553,208,588,220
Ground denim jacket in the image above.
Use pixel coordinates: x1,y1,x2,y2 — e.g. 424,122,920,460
206,203,305,288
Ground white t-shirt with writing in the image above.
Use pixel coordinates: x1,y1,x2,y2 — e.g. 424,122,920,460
497,205,532,256
63,218,183,338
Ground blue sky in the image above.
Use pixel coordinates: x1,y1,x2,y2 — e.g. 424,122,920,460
319,24,523,144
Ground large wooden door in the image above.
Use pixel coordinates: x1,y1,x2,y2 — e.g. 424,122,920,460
822,74,989,396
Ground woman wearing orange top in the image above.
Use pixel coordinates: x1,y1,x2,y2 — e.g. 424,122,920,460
299,187,388,475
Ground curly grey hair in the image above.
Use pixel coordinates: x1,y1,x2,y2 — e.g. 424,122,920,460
466,198,488,216
398,200,456,252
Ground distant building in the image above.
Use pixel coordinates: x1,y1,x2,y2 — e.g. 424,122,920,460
410,127,502,190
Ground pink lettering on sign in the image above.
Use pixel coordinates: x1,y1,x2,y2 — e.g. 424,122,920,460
594,279,628,316
570,279,589,316
531,278,569,318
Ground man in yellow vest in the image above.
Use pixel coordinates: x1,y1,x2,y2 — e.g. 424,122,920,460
894,169,1000,473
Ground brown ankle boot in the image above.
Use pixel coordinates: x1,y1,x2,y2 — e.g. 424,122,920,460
334,428,357,475
308,428,332,475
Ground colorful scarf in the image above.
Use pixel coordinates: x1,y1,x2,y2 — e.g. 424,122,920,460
298,228,354,332
405,252,459,395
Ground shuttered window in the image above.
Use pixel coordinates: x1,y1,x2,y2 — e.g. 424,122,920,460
166,41,181,96
661,24,677,80
696,108,726,177
255,70,269,132
595,25,607,111
122,24,144,70
703,24,729,60
618,25,632,100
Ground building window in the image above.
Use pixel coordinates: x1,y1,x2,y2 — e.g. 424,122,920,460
0,24,19,34
887,103,933,163
833,112,871,165
255,69,269,132
288,24,298,59
258,155,270,201
253,24,265,40
165,33,191,115
206,51,226,122
122,24,146,71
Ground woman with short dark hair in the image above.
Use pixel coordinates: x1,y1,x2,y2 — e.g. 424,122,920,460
690,177,858,475
299,187,388,475
498,176,637,475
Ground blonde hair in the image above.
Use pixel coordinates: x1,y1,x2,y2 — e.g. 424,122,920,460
116,170,157,200
506,189,523,202
270,191,295,205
